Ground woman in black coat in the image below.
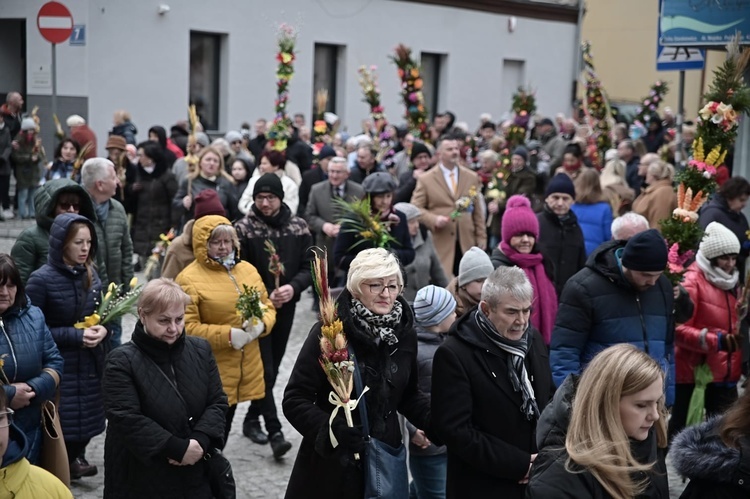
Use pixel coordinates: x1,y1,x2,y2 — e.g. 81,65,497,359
283,248,430,498
671,389,750,499
26,213,108,479
125,140,179,265
102,278,228,499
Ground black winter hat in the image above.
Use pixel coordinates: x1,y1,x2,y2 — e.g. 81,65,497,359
545,174,576,198
410,142,432,161
253,173,284,200
621,229,667,272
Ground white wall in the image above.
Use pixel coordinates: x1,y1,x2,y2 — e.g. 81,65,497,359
1,0,577,153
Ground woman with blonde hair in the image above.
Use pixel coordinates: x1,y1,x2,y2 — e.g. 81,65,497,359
571,168,613,255
172,146,239,225
632,160,677,231
528,344,669,499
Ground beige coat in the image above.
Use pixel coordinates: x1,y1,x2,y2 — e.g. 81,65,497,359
632,178,677,231
411,165,486,277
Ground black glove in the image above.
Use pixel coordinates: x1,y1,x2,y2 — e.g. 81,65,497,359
331,418,367,455
719,332,740,353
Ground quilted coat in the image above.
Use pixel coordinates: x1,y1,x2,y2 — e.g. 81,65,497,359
26,213,107,442
11,179,98,284
675,261,741,385
0,297,63,464
92,197,134,287
175,215,276,406
102,323,228,498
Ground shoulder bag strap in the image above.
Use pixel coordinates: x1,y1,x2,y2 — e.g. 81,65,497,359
131,343,189,410
348,345,370,437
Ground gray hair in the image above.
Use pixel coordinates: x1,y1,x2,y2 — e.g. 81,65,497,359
329,156,347,166
477,150,500,163
647,160,674,181
481,266,533,310
611,212,649,240
81,158,115,189
347,248,403,297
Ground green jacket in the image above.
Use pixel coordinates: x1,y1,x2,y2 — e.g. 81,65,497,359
11,179,99,284
92,197,134,287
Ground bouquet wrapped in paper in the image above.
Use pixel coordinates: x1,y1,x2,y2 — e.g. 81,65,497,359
312,249,367,459
75,278,143,328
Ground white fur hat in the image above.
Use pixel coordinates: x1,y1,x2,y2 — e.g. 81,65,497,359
66,114,86,127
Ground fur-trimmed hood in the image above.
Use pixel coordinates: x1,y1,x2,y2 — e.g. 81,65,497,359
671,416,750,490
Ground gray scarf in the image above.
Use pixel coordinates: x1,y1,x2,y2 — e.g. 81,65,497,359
350,298,402,346
475,308,539,420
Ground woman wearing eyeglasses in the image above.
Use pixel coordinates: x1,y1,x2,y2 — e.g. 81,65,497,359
0,255,63,466
0,390,72,497
10,178,98,285
175,215,275,451
283,248,430,498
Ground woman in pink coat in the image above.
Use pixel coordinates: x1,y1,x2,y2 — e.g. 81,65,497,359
670,221,742,440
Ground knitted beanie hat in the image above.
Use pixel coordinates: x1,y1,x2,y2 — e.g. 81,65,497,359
458,247,494,287
501,195,539,244
700,222,740,260
253,173,284,200
393,202,421,221
224,130,243,143
545,173,576,198
410,142,432,161
413,285,456,327
193,189,226,219
621,228,668,271
20,118,36,131
512,146,528,162
105,135,127,151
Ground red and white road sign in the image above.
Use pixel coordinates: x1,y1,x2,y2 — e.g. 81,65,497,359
37,2,74,44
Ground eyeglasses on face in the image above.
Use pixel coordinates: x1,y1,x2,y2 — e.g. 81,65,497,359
365,283,400,295
0,408,14,428
57,202,80,211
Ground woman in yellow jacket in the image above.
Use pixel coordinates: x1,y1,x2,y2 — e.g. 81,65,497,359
175,215,275,448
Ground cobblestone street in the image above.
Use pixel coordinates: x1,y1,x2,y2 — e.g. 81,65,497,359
0,220,689,498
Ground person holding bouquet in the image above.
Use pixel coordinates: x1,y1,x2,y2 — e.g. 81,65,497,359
26,213,108,479
175,215,275,449
669,222,743,440
283,248,430,498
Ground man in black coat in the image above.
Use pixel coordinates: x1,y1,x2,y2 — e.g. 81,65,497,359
432,266,553,499
536,174,586,297
248,118,268,161
297,145,336,216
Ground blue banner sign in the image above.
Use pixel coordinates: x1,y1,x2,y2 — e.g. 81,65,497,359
660,0,750,46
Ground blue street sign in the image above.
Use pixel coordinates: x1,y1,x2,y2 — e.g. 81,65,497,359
660,0,750,46
657,0,705,71
69,24,85,46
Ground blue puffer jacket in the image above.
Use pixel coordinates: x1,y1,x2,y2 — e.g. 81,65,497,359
0,297,63,464
570,201,612,256
26,213,106,442
550,239,682,406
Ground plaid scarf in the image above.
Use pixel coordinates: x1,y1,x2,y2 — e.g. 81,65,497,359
475,308,539,421
350,298,402,346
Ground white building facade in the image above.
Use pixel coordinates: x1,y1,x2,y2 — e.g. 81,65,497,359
1,0,579,153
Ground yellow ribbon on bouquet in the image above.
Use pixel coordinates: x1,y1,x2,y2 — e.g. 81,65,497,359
328,386,369,455
74,314,100,329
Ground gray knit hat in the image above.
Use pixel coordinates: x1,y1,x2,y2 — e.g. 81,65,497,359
20,118,36,131
458,247,494,287
700,222,740,260
413,285,456,327
393,202,421,221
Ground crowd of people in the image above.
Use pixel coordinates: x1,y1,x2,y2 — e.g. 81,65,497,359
1,86,750,498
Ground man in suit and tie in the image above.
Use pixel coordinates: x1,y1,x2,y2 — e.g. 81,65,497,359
411,136,486,277
304,156,365,282
297,145,337,216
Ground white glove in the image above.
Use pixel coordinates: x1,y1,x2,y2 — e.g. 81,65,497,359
243,319,265,342
229,328,251,350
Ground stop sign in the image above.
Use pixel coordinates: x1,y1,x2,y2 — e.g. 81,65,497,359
37,2,74,44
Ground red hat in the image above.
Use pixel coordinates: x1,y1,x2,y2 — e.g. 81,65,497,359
193,190,226,219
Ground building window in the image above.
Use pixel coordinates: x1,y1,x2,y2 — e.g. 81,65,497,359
190,31,222,131
501,59,526,116
420,52,445,121
313,43,342,118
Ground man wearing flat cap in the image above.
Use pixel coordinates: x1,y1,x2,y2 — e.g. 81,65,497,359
549,228,694,406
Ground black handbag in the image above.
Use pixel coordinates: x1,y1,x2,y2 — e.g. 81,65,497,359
350,350,408,499
133,344,236,498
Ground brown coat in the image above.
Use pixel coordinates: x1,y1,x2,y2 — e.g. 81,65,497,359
411,165,486,277
447,276,479,318
632,178,677,231
161,219,195,279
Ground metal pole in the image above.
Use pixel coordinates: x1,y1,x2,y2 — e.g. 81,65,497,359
675,70,685,167
571,0,585,111
51,42,57,134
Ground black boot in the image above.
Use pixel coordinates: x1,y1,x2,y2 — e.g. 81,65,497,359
269,432,292,460
243,418,268,445
70,457,98,479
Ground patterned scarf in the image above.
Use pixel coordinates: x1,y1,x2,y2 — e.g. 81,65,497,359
475,307,539,421
350,298,402,346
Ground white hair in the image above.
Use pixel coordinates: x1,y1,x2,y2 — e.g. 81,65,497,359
347,248,403,297
611,212,649,240
81,158,115,189
481,266,533,310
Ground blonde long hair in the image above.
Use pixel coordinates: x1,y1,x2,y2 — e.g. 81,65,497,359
565,344,668,499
